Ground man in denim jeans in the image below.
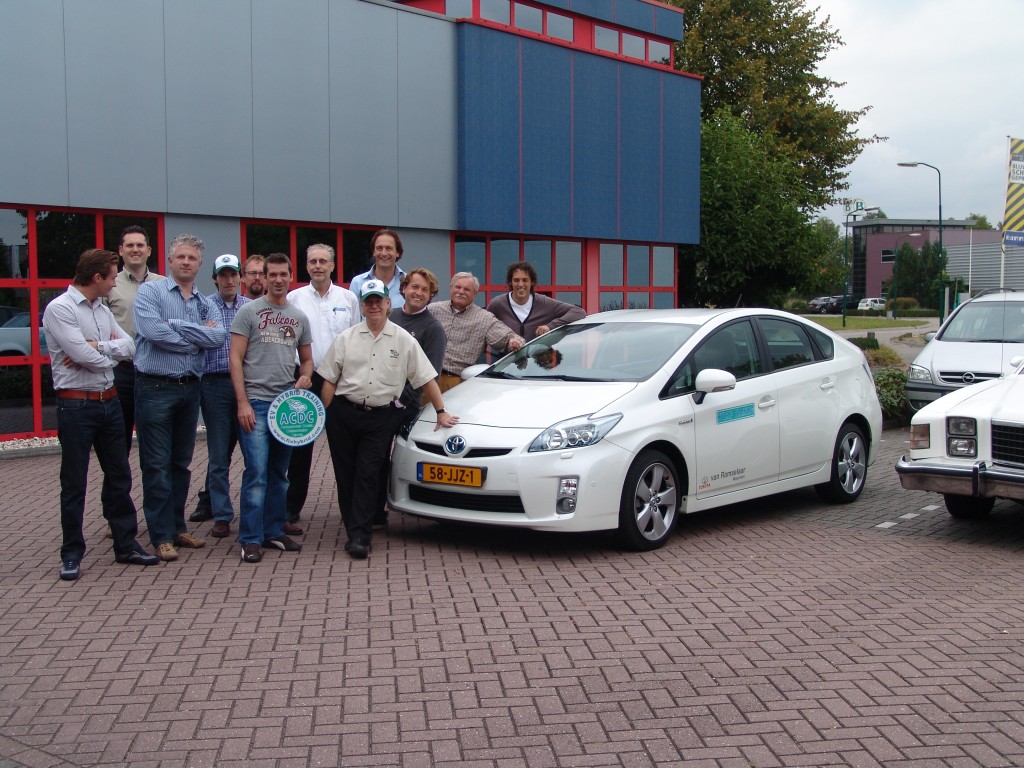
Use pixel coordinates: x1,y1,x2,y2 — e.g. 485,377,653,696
43,248,160,581
230,253,313,564
133,234,227,563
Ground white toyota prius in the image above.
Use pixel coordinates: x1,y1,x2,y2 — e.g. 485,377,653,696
389,308,884,550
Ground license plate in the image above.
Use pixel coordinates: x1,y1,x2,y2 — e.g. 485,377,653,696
417,462,485,488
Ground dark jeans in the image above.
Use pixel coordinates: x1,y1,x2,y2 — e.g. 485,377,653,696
237,399,291,545
286,371,324,522
325,399,393,544
198,373,238,522
135,374,202,548
375,404,420,519
112,362,136,455
56,396,141,562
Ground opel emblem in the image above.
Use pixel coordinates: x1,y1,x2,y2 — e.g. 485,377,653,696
445,435,467,456
962,372,975,384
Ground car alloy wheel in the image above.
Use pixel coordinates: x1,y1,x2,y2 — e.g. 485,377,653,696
816,423,867,503
617,449,680,551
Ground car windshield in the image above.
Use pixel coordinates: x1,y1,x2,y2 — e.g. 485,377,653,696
938,300,1024,343
483,321,699,382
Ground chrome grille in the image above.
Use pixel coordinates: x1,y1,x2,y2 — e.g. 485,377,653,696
409,486,525,513
936,370,1000,385
414,442,512,459
992,422,1024,467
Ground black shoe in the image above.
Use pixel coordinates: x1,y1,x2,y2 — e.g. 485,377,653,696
263,535,302,552
189,506,213,523
59,560,81,581
344,539,369,559
241,543,263,563
115,548,160,566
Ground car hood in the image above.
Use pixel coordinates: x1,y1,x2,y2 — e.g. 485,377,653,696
912,339,1024,375
916,374,1024,418
438,378,638,429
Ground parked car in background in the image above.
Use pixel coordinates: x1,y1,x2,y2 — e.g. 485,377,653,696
905,290,1024,413
0,312,46,356
824,296,856,314
858,298,886,311
808,296,832,313
897,357,1024,518
390,308,883,551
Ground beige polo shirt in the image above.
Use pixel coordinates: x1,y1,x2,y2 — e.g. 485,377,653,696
317,320,437,408
105,269,165,337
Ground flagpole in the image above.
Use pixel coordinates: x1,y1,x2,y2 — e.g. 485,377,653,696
1002,135,1010,288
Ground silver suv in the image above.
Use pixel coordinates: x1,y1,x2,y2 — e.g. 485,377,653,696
905,290,1024,412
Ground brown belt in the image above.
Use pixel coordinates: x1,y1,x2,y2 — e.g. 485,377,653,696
58,386,118,402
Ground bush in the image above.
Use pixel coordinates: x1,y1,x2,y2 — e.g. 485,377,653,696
848,336,879,350
873,366,908,421
865,346,903,367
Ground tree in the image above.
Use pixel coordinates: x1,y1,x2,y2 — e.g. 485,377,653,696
864,209,888,219
889,240,947,309
679,112,835,307
965,212,995,230
671,0,879,209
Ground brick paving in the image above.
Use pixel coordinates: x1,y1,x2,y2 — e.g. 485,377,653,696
2,427,1024,767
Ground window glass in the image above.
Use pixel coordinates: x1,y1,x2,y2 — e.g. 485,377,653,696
556,291,581,306
622,32,645,60
489,239,519,286
245,224,289,266
35,211,95,279
514,2,543,33
454,237,486,278
600,291,623,312
760,317,815,370
0,366,35,432
648,40,671,65
103,215,158,259
880,249,895,264
480,0,510,24
555,241,581,284
599,243,623,285
0,209,29,284
341,229,374,285
653,292,675,309
594,25,618,53
547,11,573,41
446,0,473,17
627,244,649,286
807,325,835,360
523,240,552,284
653,246,674,286
625,293,649,309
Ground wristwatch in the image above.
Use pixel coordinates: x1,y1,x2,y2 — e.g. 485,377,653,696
436,408,446,414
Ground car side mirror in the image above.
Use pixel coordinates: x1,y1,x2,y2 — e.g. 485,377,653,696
924,332,936,342
693,368,736,404
461,363,489,380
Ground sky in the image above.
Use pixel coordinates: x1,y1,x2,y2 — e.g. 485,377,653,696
815,0,1022,229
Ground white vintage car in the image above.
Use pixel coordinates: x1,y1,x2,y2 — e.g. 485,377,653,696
389,308,884,550
897,358,1024,517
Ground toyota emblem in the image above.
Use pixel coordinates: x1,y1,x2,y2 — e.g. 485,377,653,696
444,435,467,456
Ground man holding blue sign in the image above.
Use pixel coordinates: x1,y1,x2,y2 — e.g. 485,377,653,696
230,253,314,564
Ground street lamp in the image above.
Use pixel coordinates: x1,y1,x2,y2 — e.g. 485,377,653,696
897,161,943,261
842,206,879,326
891,232,921,319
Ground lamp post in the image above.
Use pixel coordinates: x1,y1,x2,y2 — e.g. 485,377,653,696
897,161,943,260
842,205,879,327
891,232,921,319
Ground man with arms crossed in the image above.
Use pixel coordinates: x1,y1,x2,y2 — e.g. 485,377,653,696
318,280,458,559
43,248,159,581
486,261,585,341
285,244,359,533
106,225,165,454
133,234,226,562
429,272,524,392
189,254,250,536
230,253,313,563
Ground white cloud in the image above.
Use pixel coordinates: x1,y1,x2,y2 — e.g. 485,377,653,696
816,0,1022,228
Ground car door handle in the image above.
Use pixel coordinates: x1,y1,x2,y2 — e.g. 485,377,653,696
757,397,776,409
820,379,836,391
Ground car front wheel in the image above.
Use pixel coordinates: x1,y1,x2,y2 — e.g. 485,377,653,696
944,494,995,519
815,423,867,503
616,450,680,551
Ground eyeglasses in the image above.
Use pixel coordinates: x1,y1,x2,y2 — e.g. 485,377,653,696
243,271,263,277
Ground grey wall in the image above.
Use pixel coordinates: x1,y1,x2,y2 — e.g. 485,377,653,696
396,228,454,293
0,0,457,231
164,215,243,297
946,243,1024,292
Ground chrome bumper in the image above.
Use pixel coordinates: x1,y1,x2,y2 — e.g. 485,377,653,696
896,455,1024,500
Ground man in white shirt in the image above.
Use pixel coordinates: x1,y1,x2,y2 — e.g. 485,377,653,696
284,243,359,532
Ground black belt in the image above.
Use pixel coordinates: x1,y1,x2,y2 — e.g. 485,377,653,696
138,372,199,384
204,372,232,378
342,398,392,412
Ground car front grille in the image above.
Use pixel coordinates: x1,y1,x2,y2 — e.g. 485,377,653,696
936,370,1001,385
409,485,525,514
992,422,1024,467
415,442,513,459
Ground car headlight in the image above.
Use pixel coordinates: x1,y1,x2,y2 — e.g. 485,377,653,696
946,416,977,458
946,416,976,436
907,364,933,382
528,413,622,452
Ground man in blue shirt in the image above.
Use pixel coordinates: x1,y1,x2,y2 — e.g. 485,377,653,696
348,229,406,309
133,234,227,562
190,254,250,538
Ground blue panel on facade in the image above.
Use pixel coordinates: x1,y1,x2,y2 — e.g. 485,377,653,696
541,0,571,10
619,67,662,243
252,0,330,222
64,0,168,213
571,54,619,240
569,0,615,27
458,25,521,233
0,0,69,207
521,39,572,236
613,0,656,38
165,0,254,217
654,5,685,41
661,75,701,244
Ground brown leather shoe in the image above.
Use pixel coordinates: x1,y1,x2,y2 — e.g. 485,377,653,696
210,521,231,538
157,542,178,562
283,521,304,536
174,532,206,548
